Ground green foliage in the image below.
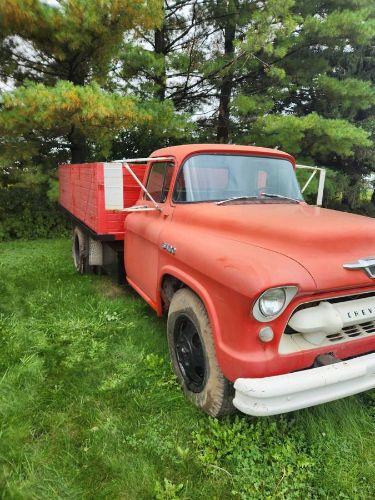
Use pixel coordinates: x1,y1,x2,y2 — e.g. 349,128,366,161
154,478,184,499
230,0,375,170
0,81,189,160
253,113,371,159
0,0,375,237
315,76,375,118
193,416,317,499
0,0,177,169
0,0,162,83
0,81,146,159
240,0,298,55
0,239,374,498
138,99,193,141
296,167,343,206
302,8,375,46
232,94,274,116
0,185,68,241
297,167,375,213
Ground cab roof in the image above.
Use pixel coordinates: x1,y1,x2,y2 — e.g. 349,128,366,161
151,144,295,165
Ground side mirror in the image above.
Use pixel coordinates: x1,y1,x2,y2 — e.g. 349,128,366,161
123,205,161,212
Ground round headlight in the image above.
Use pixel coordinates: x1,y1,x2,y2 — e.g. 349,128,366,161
259,288,286,317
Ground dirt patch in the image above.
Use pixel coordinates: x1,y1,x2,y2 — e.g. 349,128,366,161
95,277,125,299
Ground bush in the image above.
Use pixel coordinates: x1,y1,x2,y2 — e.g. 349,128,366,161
325,200,375,217
296,167,375,217
0,185,69,241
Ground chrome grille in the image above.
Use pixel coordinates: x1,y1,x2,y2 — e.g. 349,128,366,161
326,321,375,343
281,291,375,354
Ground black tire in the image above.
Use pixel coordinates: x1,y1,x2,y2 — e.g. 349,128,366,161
167,288,235,417
72,226,90,274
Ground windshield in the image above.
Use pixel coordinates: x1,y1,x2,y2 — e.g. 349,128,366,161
173,154,303,203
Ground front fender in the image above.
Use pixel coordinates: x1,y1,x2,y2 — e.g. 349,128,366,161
158,264,222,343
157,241,316,381
160,225,316,298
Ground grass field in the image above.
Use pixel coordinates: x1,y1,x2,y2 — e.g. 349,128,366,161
0,239,374,499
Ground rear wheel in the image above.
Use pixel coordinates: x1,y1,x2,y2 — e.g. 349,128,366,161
167,288,235,417
72,226,90,274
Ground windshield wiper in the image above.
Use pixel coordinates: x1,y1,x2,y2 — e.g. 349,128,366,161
216,195,258,206
261,193,300,203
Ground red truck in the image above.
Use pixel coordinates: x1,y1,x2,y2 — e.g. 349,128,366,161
59,144,375,417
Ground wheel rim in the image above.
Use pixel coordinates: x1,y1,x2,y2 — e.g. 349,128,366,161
174,315,206,393
73,234,80,270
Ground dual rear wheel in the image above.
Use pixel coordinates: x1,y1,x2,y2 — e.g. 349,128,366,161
72,226,90,274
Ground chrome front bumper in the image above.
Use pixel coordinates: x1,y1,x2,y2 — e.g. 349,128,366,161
233,352,375,416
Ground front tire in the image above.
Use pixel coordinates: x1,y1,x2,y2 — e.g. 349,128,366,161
167,288,235,417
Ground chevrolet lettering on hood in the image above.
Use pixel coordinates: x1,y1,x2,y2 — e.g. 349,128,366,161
343,257,375,279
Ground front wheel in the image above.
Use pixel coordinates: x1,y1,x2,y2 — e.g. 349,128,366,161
167,288,235,417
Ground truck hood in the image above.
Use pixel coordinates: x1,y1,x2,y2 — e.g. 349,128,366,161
181,202,375,291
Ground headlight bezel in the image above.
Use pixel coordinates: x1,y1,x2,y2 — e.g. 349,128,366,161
253,286,298,322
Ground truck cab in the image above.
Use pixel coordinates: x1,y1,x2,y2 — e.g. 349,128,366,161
60,144,375,417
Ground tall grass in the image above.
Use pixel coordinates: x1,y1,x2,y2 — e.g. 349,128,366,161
0,239,374,499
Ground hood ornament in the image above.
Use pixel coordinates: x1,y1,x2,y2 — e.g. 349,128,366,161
343,257,375,278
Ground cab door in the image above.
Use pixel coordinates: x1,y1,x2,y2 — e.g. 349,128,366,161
124,161,174,305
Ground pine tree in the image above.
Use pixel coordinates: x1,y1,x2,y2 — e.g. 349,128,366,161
230,0,375,161
178,0,374,165
1,0,374,177
0,0,180,167
116,0,209,110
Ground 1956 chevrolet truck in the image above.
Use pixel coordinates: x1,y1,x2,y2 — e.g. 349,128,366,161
59,144,375,417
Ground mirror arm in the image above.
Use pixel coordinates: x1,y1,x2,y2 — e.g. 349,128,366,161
122,161,161,210
122,205,159,212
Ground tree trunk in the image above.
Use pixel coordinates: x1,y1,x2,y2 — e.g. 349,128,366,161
154,24,167,100
342,174,363,210
67,60,89,162
217,20,236,142
68,125,88,163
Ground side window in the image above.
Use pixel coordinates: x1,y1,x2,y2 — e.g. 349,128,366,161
174,170,186,201
145,162,174,203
